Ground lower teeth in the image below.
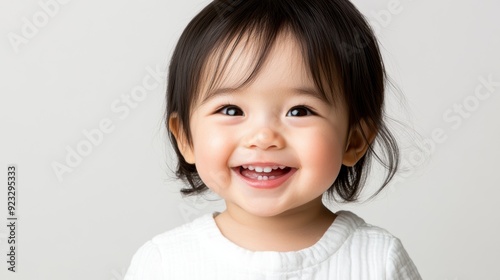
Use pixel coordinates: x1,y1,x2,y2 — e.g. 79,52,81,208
257,175,276,181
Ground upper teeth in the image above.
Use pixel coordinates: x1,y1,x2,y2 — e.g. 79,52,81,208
241,165,286,173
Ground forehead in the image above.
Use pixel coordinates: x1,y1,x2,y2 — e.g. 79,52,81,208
195,30,320,104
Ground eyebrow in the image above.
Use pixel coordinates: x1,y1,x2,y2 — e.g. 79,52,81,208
201,86,326,104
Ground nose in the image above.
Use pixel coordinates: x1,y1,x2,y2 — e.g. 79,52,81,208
243,126,285,150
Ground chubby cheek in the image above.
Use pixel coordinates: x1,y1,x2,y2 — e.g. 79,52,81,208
192,125,233,193
297,130,345,186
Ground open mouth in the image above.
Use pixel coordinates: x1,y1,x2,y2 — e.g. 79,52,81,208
237,165,293,181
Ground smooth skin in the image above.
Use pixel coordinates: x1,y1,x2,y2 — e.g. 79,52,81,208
170,31,373,252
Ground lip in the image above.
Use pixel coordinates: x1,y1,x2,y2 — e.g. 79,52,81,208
232,163,297,189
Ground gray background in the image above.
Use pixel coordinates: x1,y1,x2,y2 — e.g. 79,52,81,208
0,0,499,279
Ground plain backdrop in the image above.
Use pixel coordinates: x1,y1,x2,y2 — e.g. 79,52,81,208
0,0,499,279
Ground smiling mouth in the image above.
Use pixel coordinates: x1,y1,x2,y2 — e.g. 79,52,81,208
237,165,293,181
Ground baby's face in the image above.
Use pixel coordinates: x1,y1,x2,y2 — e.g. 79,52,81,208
179,32,350,217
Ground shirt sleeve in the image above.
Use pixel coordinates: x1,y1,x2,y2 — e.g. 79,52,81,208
385,238,422,280
124,241,165,280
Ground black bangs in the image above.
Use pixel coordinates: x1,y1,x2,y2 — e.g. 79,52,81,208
166,0,399,202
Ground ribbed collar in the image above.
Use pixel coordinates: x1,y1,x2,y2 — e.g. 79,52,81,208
194,210,365,273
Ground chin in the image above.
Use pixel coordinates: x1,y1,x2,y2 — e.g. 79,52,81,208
238,200,294,218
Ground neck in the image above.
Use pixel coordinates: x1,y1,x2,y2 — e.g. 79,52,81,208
215,197,337,251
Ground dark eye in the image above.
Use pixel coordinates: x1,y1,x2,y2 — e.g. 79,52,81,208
218,105,244,116
286,106,314,117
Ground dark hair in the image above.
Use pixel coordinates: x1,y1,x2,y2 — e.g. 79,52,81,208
166,0,399,202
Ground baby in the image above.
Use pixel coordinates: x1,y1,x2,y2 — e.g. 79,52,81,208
125,0,422,278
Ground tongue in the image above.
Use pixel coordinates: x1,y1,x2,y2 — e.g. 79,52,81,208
240,167,290,179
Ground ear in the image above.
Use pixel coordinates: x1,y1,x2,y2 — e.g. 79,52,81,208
168,113,195,164
342,120,376,167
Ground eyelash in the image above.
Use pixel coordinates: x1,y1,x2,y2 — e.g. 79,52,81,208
286,105,317,117
216,104,244,116
215,104,317,117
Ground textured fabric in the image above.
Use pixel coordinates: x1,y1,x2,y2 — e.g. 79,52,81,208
124,211,421,279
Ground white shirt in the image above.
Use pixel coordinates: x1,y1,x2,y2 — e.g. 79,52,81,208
125,210,421,279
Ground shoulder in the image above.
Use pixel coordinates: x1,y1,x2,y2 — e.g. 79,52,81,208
124,213,215,280
334,211,422,279
336,210,398,243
